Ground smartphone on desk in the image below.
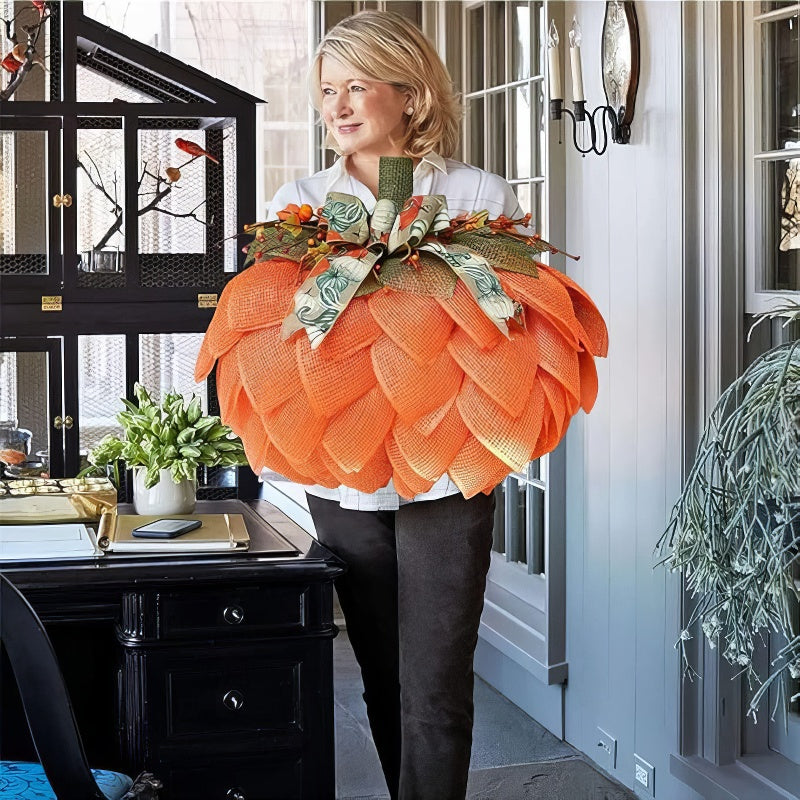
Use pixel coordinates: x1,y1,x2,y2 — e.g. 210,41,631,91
131,518,202,539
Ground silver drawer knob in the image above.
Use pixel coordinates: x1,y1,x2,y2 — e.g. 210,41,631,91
223,605,245,625
223,690,245,711
226,790,245,800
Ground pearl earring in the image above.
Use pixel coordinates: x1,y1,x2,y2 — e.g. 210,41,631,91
405,106,414,115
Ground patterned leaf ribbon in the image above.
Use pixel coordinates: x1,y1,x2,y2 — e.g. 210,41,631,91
282,191,518,349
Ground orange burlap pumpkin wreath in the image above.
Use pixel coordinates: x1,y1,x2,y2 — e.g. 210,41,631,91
195,158,608,499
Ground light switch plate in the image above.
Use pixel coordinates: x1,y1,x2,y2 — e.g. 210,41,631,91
634,754,655,796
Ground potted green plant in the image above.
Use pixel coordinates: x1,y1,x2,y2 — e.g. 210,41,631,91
657,304,800,720
82,383,248,515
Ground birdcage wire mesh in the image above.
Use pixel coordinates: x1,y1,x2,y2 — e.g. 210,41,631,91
139,333,208,411
47,0,58,100
0,351,18,423
77,334,126,453
137,125,226,287
0,130,48,274
76,60,158,103
0,0,52,102
76,48,204,103
76,124,125,261
223,121,237,273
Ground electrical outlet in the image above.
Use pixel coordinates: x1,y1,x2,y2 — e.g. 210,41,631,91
634,754,655,797
595,727,617,771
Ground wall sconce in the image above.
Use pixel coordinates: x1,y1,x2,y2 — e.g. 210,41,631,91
548,1,640,156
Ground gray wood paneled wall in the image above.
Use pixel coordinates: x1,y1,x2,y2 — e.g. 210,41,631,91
561,3,702,798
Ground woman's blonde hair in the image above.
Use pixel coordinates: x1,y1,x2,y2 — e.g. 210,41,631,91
309,10,462,159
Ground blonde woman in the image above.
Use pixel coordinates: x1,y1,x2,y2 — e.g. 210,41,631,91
267,11,523,800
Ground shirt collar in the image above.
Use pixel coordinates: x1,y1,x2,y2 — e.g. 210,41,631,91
324,152,448,193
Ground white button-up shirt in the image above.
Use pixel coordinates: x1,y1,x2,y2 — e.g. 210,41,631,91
263,153,523,510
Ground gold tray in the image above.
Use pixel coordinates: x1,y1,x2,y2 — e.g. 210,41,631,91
0,478,117,524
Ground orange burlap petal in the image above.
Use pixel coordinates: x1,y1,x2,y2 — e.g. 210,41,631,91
500,269,581,349
197,254,608,499
215,351,248,431
527,315,581,407
368,289,454,366
315,296,383,362
456,378,543,472
226,259,298,332
541,265,608,356
371,335,463,424
297,338,376,419
411,395,457,436
236,326,304,414
447,327,538,418
318,443,393,494
322,384,396,472
449,435,514,499
385,434,436,497
393,400,469,481
263,391,327,465
578,348,599,412
195,284,241,382
437,281,505,351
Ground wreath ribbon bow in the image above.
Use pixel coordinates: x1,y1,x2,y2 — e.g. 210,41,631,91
280,189,518,349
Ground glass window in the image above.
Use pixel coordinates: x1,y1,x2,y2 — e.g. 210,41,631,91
463,1,547,577
746,3,800,307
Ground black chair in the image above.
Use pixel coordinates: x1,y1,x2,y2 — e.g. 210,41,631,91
0,573,161,799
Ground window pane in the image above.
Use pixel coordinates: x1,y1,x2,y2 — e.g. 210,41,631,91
762,158,800,290
0,350,49,476
77,122,125,277
467,5,485,92
492,483,506,554
511,2,533,81
761,2,799,12
467,96,485,169
487,91,507,174
515,181,543,230
510,84,532,179
761,13,800,152
515,182,531,216
0,130,48,276
528,483,545,574
506,476,527,564
487,1,506,86
78,335,126,453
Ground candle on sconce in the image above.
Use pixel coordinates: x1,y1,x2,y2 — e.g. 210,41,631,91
547,20,562,101
568,16,585,104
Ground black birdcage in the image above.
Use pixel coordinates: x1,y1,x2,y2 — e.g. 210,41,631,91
0,1,263,498
0,0,261,301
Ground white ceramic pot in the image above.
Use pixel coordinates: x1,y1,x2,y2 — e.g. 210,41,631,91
132,467,196,515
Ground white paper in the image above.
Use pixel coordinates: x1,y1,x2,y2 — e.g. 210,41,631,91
0,524,99,560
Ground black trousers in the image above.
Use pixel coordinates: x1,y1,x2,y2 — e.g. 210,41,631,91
306,491,495,800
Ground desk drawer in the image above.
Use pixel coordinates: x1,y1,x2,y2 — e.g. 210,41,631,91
159,585,307,638
166,756,302,800
166,661,299,737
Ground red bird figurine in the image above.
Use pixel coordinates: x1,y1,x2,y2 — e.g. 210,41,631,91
32,1,47,17
1,52,20,73
174,138,219,164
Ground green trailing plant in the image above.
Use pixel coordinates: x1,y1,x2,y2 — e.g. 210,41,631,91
81,383,247,489
657,303,800,721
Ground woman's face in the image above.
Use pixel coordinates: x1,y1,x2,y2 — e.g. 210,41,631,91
320,56,410,159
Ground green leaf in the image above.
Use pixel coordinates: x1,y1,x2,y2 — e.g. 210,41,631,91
187,397,202,424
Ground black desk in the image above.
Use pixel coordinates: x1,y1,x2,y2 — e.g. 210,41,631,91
1,500,344,800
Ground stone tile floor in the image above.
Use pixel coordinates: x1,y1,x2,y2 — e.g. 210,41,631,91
332,630,635,800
